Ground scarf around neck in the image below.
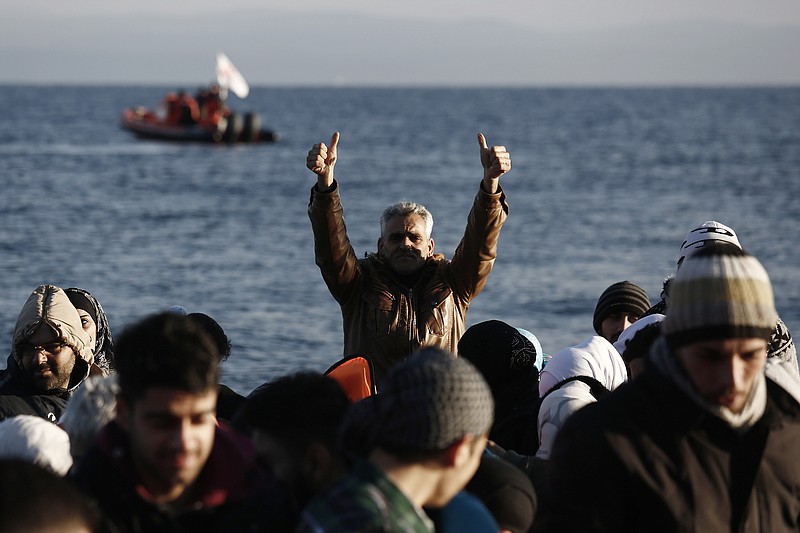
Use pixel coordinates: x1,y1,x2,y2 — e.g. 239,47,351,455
649,336,766,432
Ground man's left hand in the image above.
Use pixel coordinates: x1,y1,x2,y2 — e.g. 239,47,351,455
478,133,511,193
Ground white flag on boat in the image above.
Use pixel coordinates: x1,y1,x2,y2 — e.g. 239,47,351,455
216,52,250,99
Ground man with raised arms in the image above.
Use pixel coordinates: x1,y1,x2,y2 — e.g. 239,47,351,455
307,132,510,386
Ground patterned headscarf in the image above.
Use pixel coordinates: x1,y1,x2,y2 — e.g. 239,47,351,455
65,288,115,374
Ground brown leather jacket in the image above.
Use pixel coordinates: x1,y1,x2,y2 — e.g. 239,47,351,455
309,180,508,386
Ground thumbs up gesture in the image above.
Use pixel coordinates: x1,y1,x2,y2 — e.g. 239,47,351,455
307,132,340,190
478,133,511,193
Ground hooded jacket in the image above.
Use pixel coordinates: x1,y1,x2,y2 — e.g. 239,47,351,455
309,180,508,386
536,335,627,460
0,285,94,420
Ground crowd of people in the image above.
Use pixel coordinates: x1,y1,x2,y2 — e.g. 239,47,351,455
0,132,798,532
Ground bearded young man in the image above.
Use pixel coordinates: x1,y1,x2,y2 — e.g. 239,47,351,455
534,245,800,532
0,285,94,422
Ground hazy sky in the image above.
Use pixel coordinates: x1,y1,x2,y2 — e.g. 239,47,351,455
25,0,800,29
3,0,799,85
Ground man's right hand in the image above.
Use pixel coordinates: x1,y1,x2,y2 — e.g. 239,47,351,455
307,132,340,191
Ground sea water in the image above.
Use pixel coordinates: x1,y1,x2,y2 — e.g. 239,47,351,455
1,85,798,394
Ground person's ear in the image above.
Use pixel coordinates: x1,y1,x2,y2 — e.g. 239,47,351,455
303,442,333,485
427,237,435,257
443,436,471,468
377,237,384,255
305,442,331,476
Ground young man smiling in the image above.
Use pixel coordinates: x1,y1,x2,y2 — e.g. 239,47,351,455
72,312,293,532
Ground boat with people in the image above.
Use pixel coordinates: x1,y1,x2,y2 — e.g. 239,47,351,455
120,53,279,143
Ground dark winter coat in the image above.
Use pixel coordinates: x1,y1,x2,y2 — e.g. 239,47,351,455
0,356,68,422
72,422,296,533
534,356,800,532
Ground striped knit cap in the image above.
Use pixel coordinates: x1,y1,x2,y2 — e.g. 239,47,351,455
663,245,777,349
373,347,494,452
593,281,651,335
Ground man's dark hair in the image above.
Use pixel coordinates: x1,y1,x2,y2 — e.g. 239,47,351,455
0,459,101,532
188,312,232,362
244,372,350,450
115,312,219,404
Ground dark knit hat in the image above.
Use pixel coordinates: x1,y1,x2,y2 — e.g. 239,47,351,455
663,245,777,349
372,348,494,452
593,281,651,335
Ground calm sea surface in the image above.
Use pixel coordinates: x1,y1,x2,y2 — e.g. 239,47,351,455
1,85,799,394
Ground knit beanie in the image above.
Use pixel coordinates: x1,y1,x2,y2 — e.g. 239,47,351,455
677,220,741,267
372,347,494,452
663,245,777,349
593,281,651,335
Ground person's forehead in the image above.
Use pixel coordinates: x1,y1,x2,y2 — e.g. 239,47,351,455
27,323,64,344
604,311,640,319
134,387,217,414
75,309,93,319
385,214,426,232
688,337,768,354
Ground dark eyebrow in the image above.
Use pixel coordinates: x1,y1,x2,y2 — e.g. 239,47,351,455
389,230,421,237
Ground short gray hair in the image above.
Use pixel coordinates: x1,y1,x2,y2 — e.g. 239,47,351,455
380,201,434,239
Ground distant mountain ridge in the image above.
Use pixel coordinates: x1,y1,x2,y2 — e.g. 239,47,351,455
2,9,798,85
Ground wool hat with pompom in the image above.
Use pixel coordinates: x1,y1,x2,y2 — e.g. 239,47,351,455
663,244,777,349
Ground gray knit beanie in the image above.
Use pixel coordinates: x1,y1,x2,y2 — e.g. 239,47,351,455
593,281,651,335
663,245,777,349
373,348,494,452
